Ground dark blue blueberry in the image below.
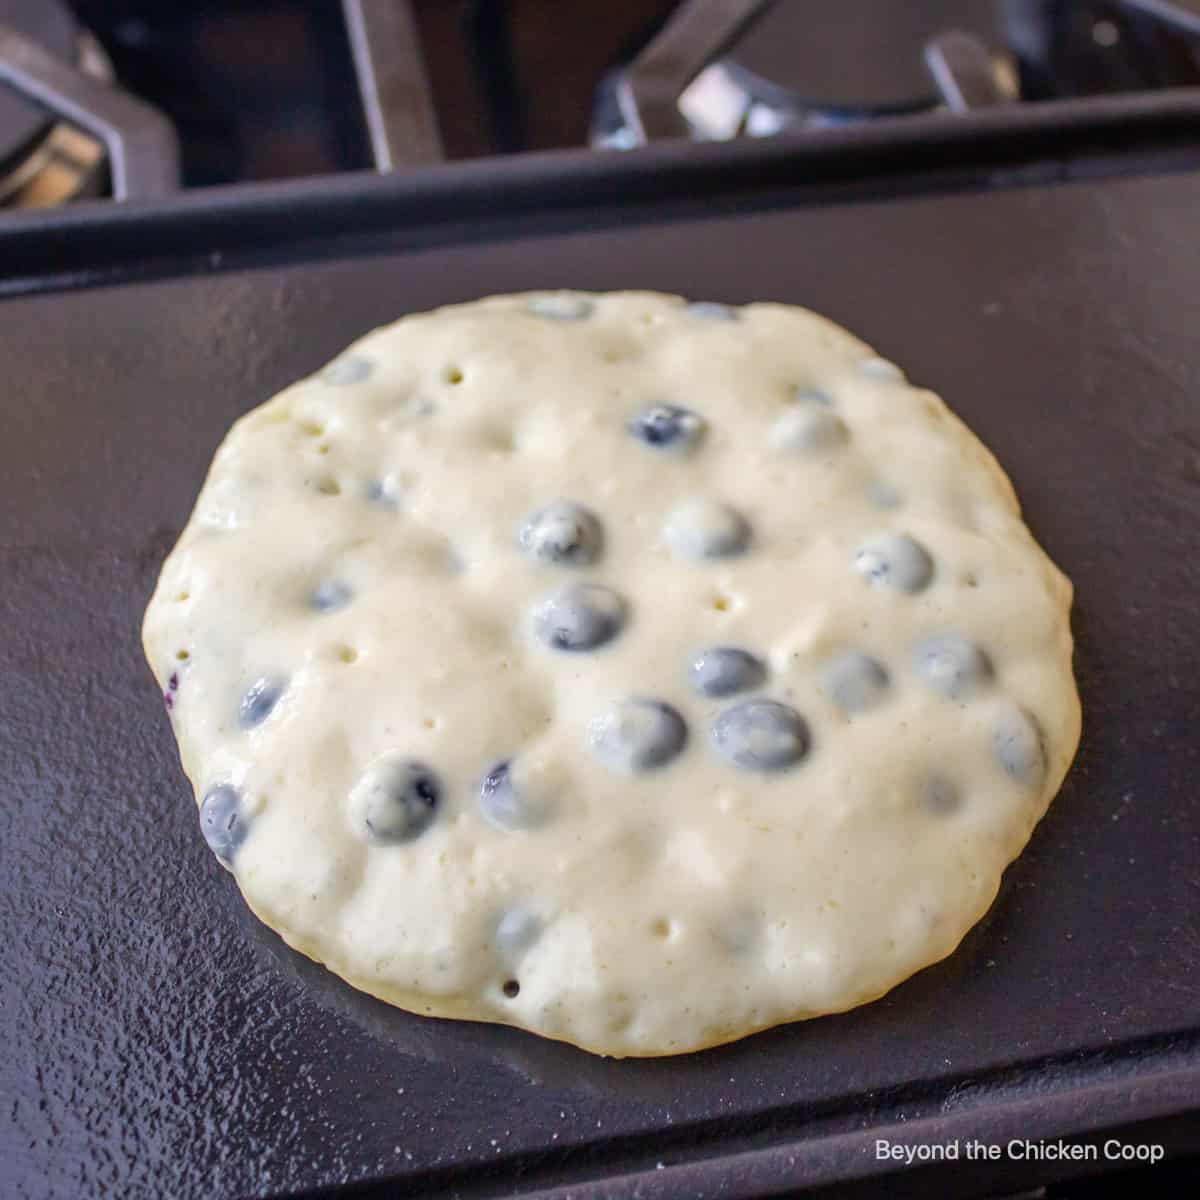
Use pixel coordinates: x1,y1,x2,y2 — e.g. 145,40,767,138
518,501,604,566
239,676,285,730
687,301,739,321
992,707,1046,788
321,354,373,386
479,760,553,831
826,652,890,714
628,404,706,453
532,583,625,652
496,907,542,956
352,758,441,844
528,294,593,321
665,498,751,560
689,647,767,698
712,699,810,772
914,634,992,700
310,579,353,612
854,533,934,593
591,698,688,772
200,784,248,864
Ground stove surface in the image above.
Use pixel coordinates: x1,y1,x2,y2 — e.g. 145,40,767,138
1,0,1198,202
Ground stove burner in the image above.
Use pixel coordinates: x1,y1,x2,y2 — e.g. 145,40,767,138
0,11,178,206
592,0,1200,148
724,0,1001,115
0,0,78,173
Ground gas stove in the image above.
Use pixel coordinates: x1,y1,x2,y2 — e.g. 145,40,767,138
1,0,1200,207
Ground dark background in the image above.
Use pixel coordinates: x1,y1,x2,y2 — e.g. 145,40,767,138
65,0,678,184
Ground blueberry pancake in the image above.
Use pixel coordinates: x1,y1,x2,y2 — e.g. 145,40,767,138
142,291,1081,1057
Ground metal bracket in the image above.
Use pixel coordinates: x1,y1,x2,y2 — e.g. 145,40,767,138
1121,0,1200,36
0,23,178,202
617,0,775,143
342,0,442,170
925,31,1009,111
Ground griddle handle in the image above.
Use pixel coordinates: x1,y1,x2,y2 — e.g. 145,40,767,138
0,23,179,202
924,31,1009,113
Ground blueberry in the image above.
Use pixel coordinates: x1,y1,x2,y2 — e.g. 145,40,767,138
689,646,767,698
868,480,902,510
791,387,833,406
321,354,373,385
826,652,890,714
239,676,285,729
528,294,593,321
591,699,688,772
479,760,554,831
858,356,904,382
518,501,604,567
687,301,739,321
854,533,934,593
769,407,848,454
350,757,441,843
496,907,541,957
914,634,993,700
665,498,751,560
310,579,353,612
924,776,962,815
716,910,760,952
200,784,248,864
532,583,626,652
628,404,706,453
992,707,1046,788
365,477,401,507
712,699,809,772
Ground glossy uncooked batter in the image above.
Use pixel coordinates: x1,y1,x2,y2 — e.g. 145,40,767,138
143,291,1080,1056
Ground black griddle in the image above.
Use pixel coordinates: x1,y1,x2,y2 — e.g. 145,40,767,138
2,105,1200,1199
